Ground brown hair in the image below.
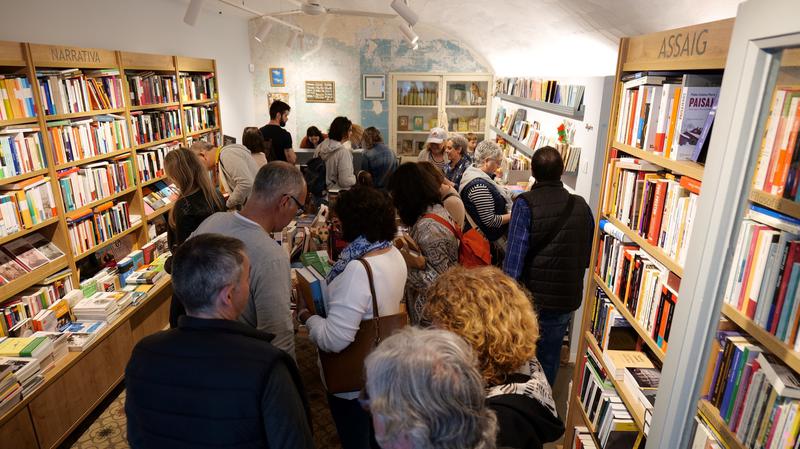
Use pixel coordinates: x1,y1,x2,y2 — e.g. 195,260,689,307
242,127,266,154
417,160,445,185
424,266,540,385
165,148,224,229
362,127,384,149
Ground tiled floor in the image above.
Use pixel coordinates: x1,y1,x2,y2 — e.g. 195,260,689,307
63,335,573,449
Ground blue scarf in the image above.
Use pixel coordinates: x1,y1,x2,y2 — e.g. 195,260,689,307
327,236,392,283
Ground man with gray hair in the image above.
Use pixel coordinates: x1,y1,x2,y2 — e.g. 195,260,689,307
444,134,472,189
364,327,498,449
193,161,307,358
125,234,314,449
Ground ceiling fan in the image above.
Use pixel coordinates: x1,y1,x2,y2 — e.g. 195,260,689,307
269,1,398,19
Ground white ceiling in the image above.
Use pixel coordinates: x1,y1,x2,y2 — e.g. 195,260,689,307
202,0,743,76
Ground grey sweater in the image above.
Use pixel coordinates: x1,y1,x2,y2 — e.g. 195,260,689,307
315,138,356,190
192,212,295,359
218,144,259,209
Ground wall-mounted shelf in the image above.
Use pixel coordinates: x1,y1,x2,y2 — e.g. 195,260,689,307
496,93,585,121
489,124,533,158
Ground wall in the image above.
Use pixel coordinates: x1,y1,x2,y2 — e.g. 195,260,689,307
0,0,254,136
249,15,489,145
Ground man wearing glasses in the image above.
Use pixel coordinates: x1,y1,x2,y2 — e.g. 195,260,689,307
193,161,307,359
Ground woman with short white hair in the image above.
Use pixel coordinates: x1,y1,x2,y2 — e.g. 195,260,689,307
364,327,498,449
458,141,513,261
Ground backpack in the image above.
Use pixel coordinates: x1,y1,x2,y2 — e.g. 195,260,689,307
305,156,327,197
422,213,491,268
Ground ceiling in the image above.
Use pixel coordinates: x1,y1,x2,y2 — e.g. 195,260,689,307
202,0,743,76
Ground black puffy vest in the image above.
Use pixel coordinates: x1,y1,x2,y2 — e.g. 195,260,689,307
520,181,593,312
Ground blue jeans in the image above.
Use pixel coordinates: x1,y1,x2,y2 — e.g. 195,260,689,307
536,309,572,385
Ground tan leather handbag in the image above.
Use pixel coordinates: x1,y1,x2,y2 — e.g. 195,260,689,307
319,258,408,393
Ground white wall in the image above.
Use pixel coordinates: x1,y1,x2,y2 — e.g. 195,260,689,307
0,0,254,136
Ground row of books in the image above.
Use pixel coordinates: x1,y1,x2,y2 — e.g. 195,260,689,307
0,128,46,178
142,181,177,214
137,141,178,183
0,75,36,120
0,175,57,233
37,69,123,116
0,269,73,337
753,87,800,199
603,157,701,266
572,426,598,449
723,208,800,347
57,157,135,212
494,107,568,154
130,109,181,145
498,77,586,109
66,201,134,255
0,231,64,289
183,105,217,133
127,72,178,106
691,417,724,449
47,115,130,166
578,350,639,448
180,72,216,102
595,224,681,352
447,116,485,133
396,86,437,106
614,72,721,163
703,331,800,449
186,130,219,147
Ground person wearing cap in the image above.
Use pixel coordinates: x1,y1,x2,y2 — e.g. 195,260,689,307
418,127,448,172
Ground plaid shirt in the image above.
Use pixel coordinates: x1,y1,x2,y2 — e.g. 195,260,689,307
444,154,472,190
503,198,531,280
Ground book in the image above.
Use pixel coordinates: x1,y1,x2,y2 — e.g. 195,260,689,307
183,104,218,133
670,74,722,161
296,267,327,318
398,115,409,131
624,367,660,411
412,116,424,131
603,350,654,380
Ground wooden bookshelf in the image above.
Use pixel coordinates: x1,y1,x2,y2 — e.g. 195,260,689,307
749,189,800,220
0,258,68,301
0,168,50,186
129,102,180,111
397,105,438,109
489,125,533,158
187,126,219,138
74,221,144,261
66,185,137,214
141,174,167,188
496,92,585,120
0,217,59,246
134,135,183,150
697,400,747,449
594,274,667,362
585,331,647,430
564,19,735,446
604,215,685,277
612,141,705,181
183,99,217,106
0,116,39,127
43,108,126,122
54,148,132,170
574,394,597,433
146,203,173,221
721,303,800,374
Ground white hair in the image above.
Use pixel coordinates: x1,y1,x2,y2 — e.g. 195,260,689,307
473,140,503,164
448,134,469,155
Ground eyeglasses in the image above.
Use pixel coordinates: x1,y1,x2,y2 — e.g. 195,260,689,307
285,194,305,213
358,387,371,412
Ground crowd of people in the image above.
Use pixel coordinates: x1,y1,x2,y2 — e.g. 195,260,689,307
124,99,595,449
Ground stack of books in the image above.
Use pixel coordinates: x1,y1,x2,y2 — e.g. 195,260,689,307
31,331,69,362
0,175,58,232
47,115,130,165
296,265,328,318
0,126,46,179
180,72,216,102
0,75,36,120
0,336,54,372
57,156,136,211
0,356,40,398
579,350,638,448
126,73,178,106
62,321,106,352
572,426,597,449
129,109,181,145
183,104,217,133
0,359,21,415
72,293,120,323
142,181,178,214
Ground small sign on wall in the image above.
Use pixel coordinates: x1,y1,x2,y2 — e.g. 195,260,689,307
305,80,335,103
268,92,289,107
363,74,385,100
270,67,285,87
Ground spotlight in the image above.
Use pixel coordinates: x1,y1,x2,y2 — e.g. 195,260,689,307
390,0,418,27
184,0,204,26
398,23,419,45
254,20,273,42
286,30,300,48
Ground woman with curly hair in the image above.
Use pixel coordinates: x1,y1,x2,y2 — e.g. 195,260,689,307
423,266,564,449
298,185,407,449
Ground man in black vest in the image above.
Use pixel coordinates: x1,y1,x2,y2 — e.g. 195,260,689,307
503,146,594,385
125,234,314,449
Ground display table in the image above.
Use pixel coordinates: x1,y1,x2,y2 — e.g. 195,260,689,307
0,278,172,449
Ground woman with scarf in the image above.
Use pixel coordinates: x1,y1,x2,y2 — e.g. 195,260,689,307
299,185,407,449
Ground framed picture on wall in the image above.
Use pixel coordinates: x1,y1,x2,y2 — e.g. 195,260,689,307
270,67,285,87
268,92,289,107
363,74,385,100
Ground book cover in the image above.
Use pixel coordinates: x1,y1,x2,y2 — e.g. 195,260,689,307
398,116,409,131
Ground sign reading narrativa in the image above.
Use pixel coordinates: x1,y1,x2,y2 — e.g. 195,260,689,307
49,47,101,63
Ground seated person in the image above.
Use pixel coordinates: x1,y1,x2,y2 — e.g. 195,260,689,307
424,266,565,449
125,233,314,449
364,327,498,449
300,126,325,149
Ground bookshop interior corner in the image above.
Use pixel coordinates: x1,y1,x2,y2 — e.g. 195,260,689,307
1,1,800,449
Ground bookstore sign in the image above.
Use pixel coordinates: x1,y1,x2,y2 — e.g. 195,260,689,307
623,18,734,71
30,44,117,68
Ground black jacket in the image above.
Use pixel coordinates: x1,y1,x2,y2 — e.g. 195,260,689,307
519,181,593,312
125,316,314,449
488,374,565,449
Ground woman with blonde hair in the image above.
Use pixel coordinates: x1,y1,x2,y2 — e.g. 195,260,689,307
423,266,564,449
164,147,226,326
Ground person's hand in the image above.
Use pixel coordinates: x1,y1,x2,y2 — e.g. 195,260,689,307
398,235,426,270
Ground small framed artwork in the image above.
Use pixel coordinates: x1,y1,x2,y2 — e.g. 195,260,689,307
363,74,385,100
270,67,285,87
413,116,424,131
398,115,409,131
268,92,289,107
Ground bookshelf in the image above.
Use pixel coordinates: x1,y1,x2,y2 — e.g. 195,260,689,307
563,19,735,448
0,40,223,449
489,124,533,158
495,92,585,120
388,73,493,158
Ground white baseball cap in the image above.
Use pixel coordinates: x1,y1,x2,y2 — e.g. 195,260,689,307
425,127,447,145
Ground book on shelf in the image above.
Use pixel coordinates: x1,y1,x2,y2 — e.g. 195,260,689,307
36,68,116,116
0,175,57,231
142,181,178,214
397,85,436,106
572,426,597,449
183,104,217,133
185,130,220,147
614,72,722,162
126,72,178,106
604,350,655,381
753,87,800,199
62,320,106,351
47,114,129,165
72,293,120,322
624,367,660,417
691,416,723,449
0,126,46,179
0,356,40,398
129,109,181,145
498,77,585,109
179,72,216,102
137,140,179,183
296,265,327,318
66,200,133,255
57,157,135,212
0,75,36,121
